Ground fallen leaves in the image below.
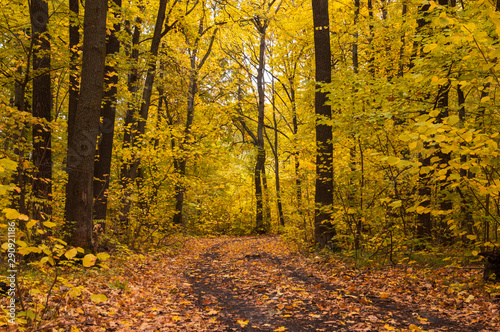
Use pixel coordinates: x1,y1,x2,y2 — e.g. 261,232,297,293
22,236,500,331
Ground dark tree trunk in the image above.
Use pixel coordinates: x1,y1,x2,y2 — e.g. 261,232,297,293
65,0,108,250
30,0,52,222
254,16,268,234
120,0,168,223
172,61,198,226
291,84,302,214
13,67,29,220
312,0,335,248
457,85,474,237
93,0,122,221
68,0,80,144
271,80,285,227
119,16,142,225
398,3,408,77
435,81,453,242
414,3,432,240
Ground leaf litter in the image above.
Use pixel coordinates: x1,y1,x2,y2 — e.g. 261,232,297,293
41,237,498,331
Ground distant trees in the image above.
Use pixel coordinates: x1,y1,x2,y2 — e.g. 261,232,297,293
1,0,500,257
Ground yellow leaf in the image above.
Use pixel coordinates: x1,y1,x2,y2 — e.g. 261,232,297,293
69,287,82,298
389,200,402,208
26,219,38,229
409,324,423,331
237,320,249,327
386,156,400,166
90,293,107,303
3,208,20,220
43,221,57,228
19,214,29,221
446,115,460,126
96,252,110,261
379,292,389,298
423,43,438,53
274,327,287,332
65,248,78,260
82,254,97,267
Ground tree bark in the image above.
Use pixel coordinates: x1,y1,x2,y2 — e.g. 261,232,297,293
254,16,268,234
120,0,168,223
414,3,432,240
312,0,335,248
30,0,52,222
65,0,108,250
93,0,122,221
172,13,218,226
271,79,285,227
68,0,80,145
119,16,142,225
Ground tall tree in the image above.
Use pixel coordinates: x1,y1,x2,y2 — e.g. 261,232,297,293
30,0,52,222
414,2,432,240
65,0,108,250
119,0,183,224
68,0,80,145
312,0,335,248
253,12,269,233
93,0,122,221
172,3,219,226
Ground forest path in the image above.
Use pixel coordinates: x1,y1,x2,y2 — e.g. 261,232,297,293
53,236,497,331
177,237,488,332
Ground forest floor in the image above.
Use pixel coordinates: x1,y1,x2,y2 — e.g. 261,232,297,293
32,237,500,331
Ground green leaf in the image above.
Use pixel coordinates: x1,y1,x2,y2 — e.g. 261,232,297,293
82,254,97,267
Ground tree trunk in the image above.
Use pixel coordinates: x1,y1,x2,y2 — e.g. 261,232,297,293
414,2,432,240
30,0,52,222
65,0,108,250
172,56,197,226
172,10,217,226
119,16,142,225
93,0,122,221
254,16,268,234
312,0,335,248
120,0,168,223
68,0,80,145
272,79,285,227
